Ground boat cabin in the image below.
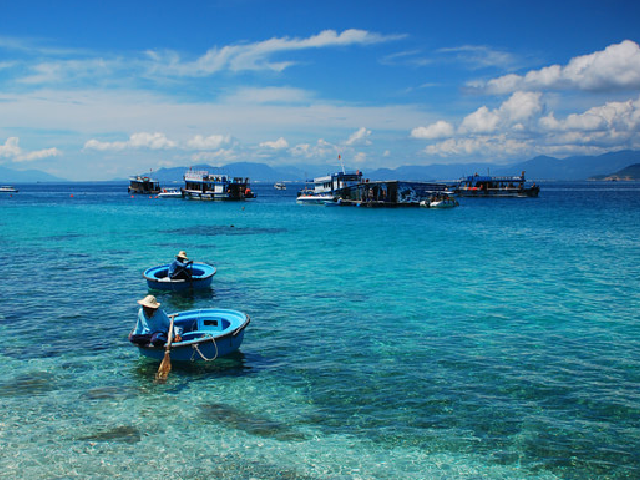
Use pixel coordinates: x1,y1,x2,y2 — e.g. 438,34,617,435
128,175,160,194
456,172,539,197
182,170,252,201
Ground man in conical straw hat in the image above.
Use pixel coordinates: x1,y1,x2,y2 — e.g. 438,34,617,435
129,294,173,346
168,250,192,280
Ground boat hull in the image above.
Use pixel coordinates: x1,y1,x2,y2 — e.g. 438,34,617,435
136,308,251,362
421,199,459,208
296,195,334,204
134,308,250,363
455,187,539,198
143,262,216,291
137,329,246,362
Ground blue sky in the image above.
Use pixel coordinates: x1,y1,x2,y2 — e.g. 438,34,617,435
1,0,639,180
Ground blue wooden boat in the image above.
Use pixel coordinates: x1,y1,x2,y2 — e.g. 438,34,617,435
143,262,216,291
133,308,250,363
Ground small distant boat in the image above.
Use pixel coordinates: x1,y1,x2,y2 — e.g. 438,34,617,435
274,182,286,190
158,187,183,198
132,308,250,363
143,262,216,291
0,186,18,193
420,193,459,208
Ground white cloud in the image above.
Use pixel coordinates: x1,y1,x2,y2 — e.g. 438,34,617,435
353,152,367,163
0,136,60,162
221,87,313,105
415,90,640,159
259,137,289,149
0,137,22,157
345,127,372,146
84,132,177,151
15,147,61,162
474,40,640,94
187,135,230,150
499,91,542,122
148,29,405,76
290,138,337,159
460,106,501,133
539,96,640,134
438,45,519,70
457,91,542,134
411,120,454,139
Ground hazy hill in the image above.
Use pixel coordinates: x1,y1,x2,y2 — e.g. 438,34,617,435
365,151,640,181
4,150,640,183
0,165,67,182
589,163,640,180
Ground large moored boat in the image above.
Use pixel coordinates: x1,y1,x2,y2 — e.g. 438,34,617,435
128,175,160,194
454,172,539,197
182,170,254,201
297,164,363,204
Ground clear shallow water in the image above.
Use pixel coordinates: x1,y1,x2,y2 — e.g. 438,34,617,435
0,181,639,480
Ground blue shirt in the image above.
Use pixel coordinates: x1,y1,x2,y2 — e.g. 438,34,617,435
168,259,189,278
132,307,172,335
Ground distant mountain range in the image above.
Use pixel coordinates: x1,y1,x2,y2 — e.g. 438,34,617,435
3,151,640,183
147,151,640,182
0,165,66,182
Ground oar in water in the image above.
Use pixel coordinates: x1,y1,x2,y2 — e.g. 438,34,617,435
156,314,176,381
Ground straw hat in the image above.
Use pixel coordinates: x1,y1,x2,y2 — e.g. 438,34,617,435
138,294,161,309
176,251,188,260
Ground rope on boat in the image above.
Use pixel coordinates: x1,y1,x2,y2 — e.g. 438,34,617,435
192,338,218,362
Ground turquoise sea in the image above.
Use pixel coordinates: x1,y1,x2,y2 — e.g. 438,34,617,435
0,182,638,480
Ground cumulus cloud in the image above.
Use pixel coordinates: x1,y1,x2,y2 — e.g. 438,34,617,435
473,40,640,94
0,137,22,157
540,96,640,133
460,106,501,133
0,136,60,162
187,135,230,150
411,121,454,139
418,93,640,159
459,91,542,133
345,127,372,146
84,132,177,150
290,138,337,158
259,137,289,149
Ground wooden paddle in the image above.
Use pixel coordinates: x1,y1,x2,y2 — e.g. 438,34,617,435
156,314,176,381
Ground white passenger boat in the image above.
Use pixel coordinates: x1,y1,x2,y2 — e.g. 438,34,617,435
0,186,18,193
158,187,183,198
296,158,363,204
420,192,459,208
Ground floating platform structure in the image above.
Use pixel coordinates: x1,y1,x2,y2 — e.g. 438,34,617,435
331,180,451,207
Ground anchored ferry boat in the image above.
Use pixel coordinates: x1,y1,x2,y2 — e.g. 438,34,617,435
182,170,254,201
0,186,18,193
128,175,160,194
297,169,363,204
454,172,539,197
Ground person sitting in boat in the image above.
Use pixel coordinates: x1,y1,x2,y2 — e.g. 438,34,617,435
129,295,173,346
168,250,192,280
